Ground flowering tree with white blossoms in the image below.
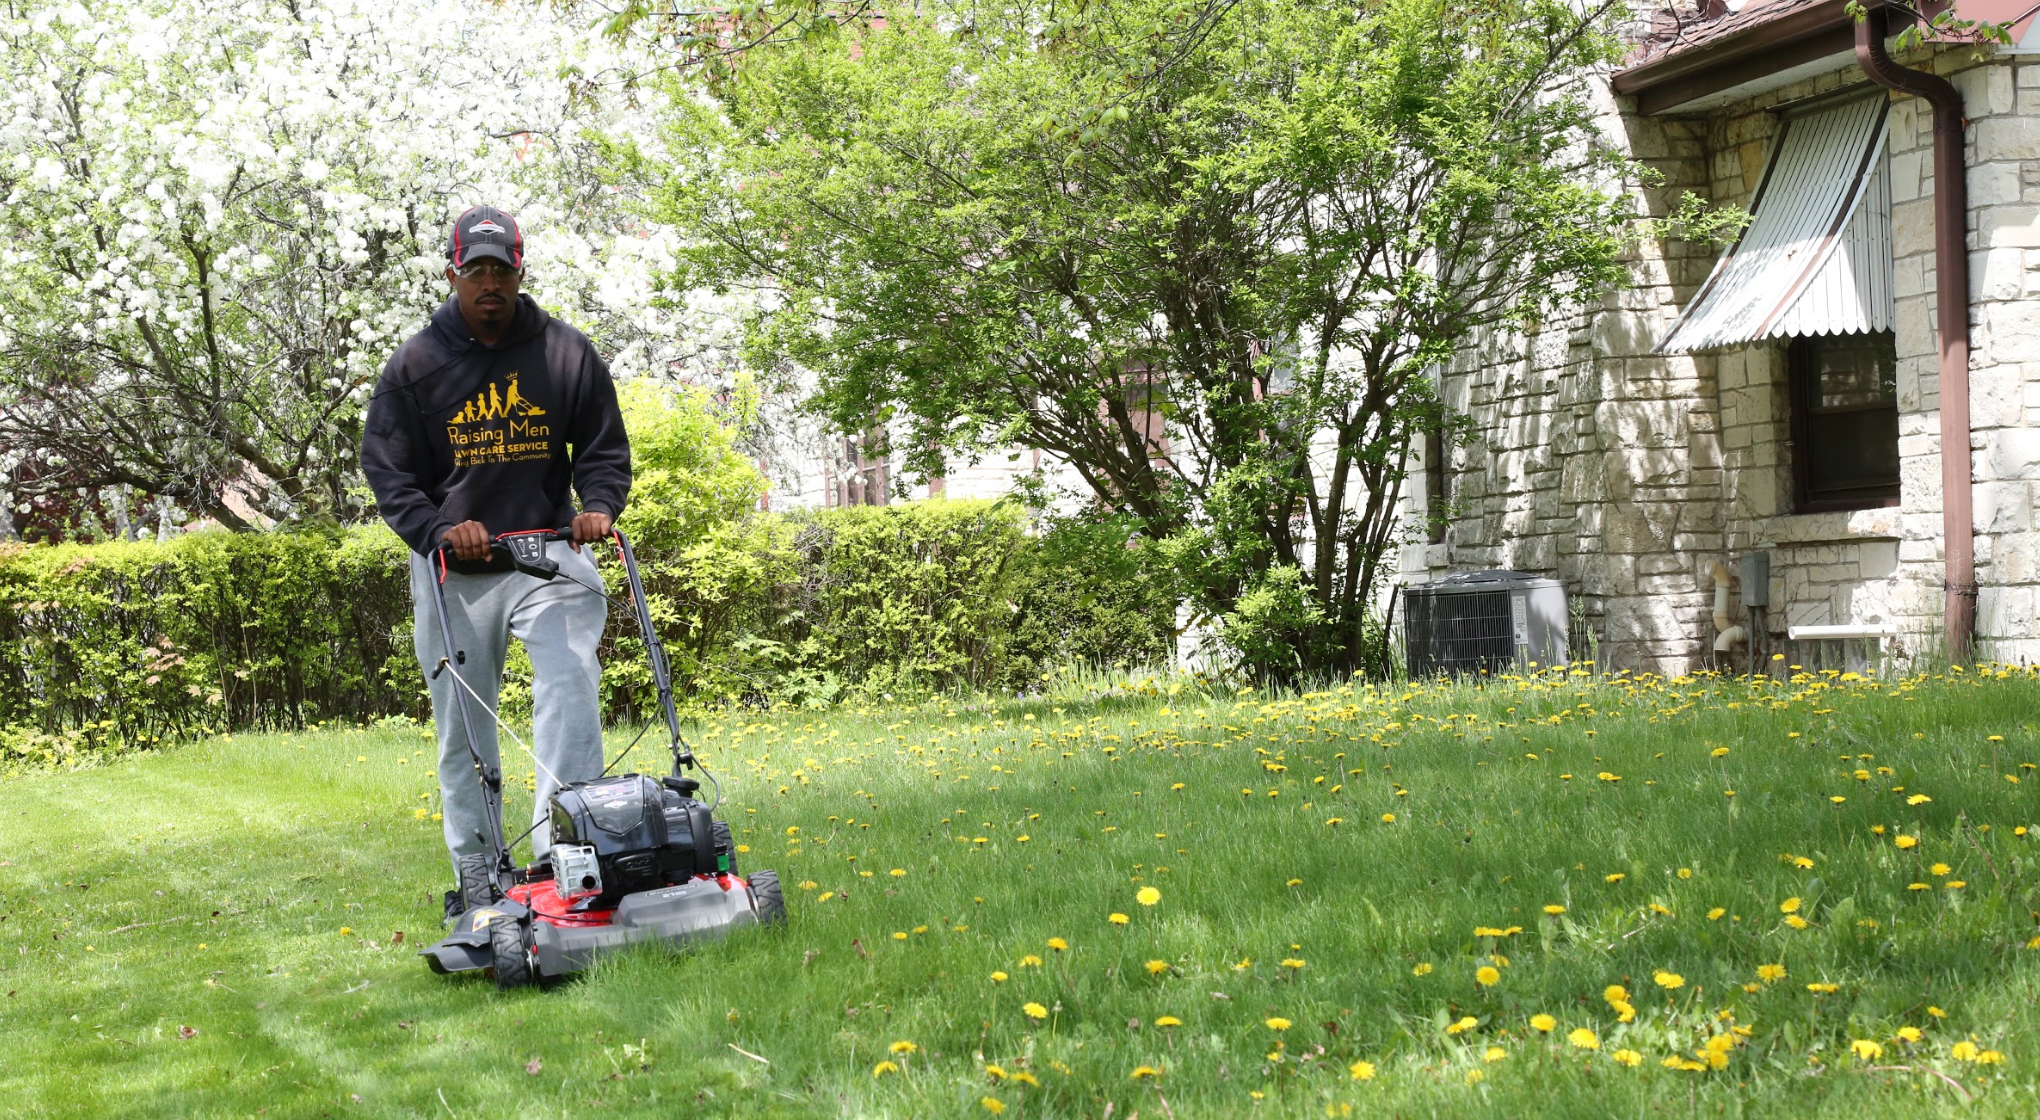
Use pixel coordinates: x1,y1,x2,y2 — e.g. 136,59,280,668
0,0,744,532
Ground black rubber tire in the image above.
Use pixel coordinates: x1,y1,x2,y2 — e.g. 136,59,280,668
490,917,534,990
713,821,737,876
747,868,786,926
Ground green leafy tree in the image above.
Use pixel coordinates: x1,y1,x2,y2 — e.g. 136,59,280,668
646,0,1669,681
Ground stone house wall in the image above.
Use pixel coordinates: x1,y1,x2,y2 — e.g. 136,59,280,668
1406,46,2040,674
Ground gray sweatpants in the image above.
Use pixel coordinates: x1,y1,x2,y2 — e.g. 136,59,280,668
410,540,607,878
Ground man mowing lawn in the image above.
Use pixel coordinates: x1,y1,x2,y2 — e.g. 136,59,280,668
361,206,631,925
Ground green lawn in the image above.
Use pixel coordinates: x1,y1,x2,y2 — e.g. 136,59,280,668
6,666,2040,1118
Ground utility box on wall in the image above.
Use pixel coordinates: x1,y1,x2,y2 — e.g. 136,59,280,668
1402,570,1569,678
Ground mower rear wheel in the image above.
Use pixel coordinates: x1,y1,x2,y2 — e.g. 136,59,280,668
747,868,786,926
714,821,737,875
489,917,534,990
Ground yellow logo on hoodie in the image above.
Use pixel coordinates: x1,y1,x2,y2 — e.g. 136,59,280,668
446,373,551,467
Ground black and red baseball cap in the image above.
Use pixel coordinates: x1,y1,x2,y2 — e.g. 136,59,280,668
446,206,524,269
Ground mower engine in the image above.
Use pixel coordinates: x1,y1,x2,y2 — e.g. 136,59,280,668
420,772,779,985
547,774,732,902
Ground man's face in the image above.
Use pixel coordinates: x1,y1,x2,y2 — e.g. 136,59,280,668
445,257,522,335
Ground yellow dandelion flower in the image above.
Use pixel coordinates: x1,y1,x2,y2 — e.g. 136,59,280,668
1136,886,1161,907
1780,897,1802,914
1265,1017,1292,1031
1286,878,1303,887
1653,970,1684,989
1476,965,1501,986
1806,982,1839,994
1850,1039,1883,1060
1022,1002,1048,1020
1612,1048,1644,1067
1707,907,1726,920
991,971,1009,983
1568,1028,1599,1050
1543,904,1566,915
1108,912,1130,925
872,1060,899,1077
981,1097,1006,1115
1530,1014,1557,1032
1930,862,1951,876
1412,962,1434,976
1282,958,1306,970
1977,1050,2006,1065
1484,1046,1506,1062
1757,964,1786,982
1130,1065,1161,1080
1950,1040,1980,1062
1605,873,1625,883
1896,1026,1923,1042
890,868,905,877
1784,915,1810,930
1908,794,1932,806
1927,1006,1947,1018
1603,985,1630,1004
1895,835,1918,849
1349,1059,1376,1081
1155,1015,1182,1028
1381,813,1397,823
1047,937,1068,952
889,1040,917,1054
1146,959,1170,975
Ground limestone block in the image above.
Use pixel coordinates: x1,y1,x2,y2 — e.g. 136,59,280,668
1893,253,1928,299
1987,428,2040,480
1992,534,2038,584
1900,537,1940,563
1976,247,2029,304
1892,198,1938,259
1981,206,2040,248
1902,460,1945,509
1890,148,1926,204
1973,163,2027,209
1859,539,1901,579
1976,115,2040,164
1983,302,2040,364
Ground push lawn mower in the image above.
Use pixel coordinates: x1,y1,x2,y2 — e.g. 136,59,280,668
418,527,784,988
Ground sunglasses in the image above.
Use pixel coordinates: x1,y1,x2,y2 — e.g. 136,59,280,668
453,260,522,281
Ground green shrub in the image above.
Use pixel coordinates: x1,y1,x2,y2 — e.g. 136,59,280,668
0,495,1178,763
0,526,414,763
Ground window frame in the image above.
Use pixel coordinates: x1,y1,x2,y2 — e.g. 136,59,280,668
1787,332,1901,513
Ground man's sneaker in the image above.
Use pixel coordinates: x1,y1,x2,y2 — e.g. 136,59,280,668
443,889,465,928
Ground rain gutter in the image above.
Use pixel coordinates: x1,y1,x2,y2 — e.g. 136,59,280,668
1853,4,1976,662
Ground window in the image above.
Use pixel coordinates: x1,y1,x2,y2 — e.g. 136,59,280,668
1423,419,1449,543
1789,331,1899,511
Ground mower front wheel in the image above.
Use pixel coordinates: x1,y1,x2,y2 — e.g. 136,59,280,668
747,869,786,926
489,917,535,990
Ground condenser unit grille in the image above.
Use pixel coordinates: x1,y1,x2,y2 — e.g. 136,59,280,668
1402,571,1568,678
1404,588,1514,677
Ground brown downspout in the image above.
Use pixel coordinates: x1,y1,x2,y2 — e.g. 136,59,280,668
1854,4,1975,661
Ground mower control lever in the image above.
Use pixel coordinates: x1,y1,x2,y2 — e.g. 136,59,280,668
498,532,561,580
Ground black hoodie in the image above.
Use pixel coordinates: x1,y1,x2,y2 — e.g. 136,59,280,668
361,295,630,568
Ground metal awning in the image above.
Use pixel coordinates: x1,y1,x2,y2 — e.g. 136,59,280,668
1656,95,1892,355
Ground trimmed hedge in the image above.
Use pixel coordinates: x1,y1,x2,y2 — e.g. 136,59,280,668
0,528,415,765
0,501,1174,764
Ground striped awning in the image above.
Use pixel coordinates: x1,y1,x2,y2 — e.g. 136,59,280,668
1656,95,1892,355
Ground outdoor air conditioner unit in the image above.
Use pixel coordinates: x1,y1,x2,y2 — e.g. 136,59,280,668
1402,570,1569,677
